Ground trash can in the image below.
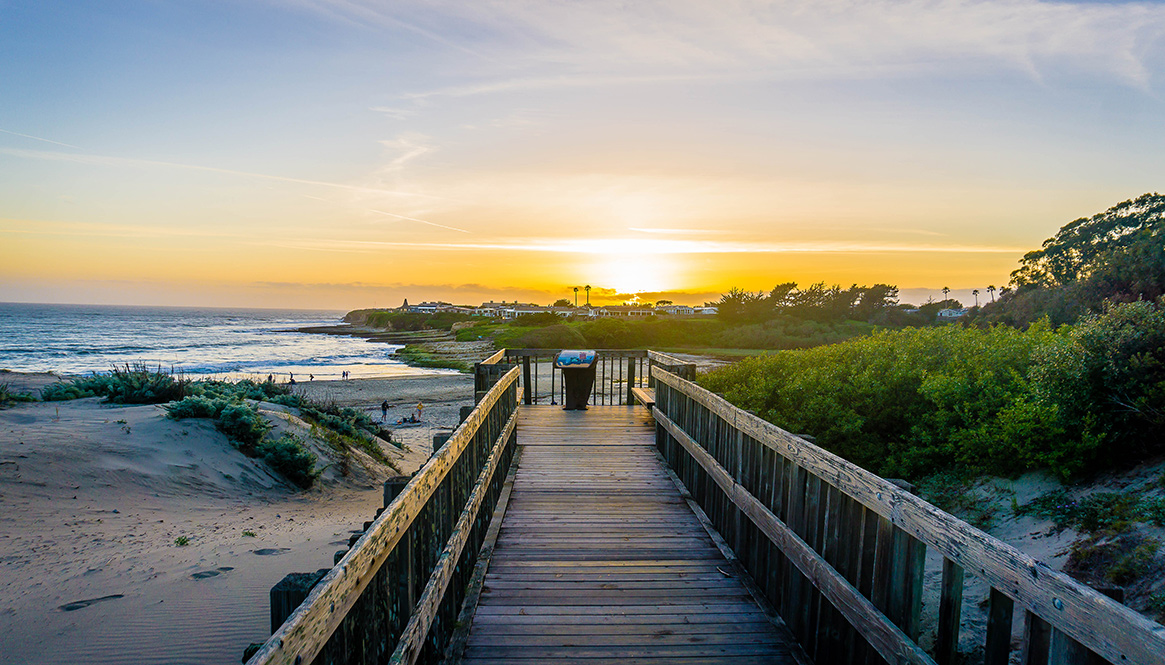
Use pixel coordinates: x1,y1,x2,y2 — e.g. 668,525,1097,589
555,350,597,410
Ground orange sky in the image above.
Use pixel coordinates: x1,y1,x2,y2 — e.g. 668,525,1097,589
3,1,1164,309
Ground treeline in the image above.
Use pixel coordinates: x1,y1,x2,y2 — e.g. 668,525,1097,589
970,192,1164,328
701,298,1165,482
715,283,901,324
493,316,876,351
344,309,472,331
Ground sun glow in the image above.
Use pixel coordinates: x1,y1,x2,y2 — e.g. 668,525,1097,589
593,252,675,295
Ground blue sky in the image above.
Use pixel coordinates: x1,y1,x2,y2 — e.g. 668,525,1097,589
2,1,1163,308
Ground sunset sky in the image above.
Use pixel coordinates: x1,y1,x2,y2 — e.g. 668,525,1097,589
2,1,1164,309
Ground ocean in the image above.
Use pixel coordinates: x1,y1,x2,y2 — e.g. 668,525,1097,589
0,302,442,380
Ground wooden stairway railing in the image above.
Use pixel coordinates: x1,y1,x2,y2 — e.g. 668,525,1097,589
651,366,1165,665
246,366,520,665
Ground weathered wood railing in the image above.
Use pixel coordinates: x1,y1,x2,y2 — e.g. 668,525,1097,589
652,366,1165,665
477,348,694,406
247,366,521,665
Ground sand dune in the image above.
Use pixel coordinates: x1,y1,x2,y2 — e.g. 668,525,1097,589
0,372,474,665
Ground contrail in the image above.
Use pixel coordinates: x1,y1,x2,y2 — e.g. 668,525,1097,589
0,128,82,149
367,208,470,234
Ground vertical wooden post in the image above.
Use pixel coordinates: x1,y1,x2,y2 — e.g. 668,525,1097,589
936,558,965,665
985,587,1015,665
625,357,636,405
384,476,410,508
522,356,532,405
1021,610,1052,665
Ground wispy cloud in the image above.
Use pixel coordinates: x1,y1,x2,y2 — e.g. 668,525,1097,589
272,236,1025,255
0,146,431,199
362,0,1165,100
0,128,82,150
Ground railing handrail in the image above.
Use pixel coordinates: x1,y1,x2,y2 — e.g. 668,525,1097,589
479,348,506,365
652,366,1165,665
501,348,649,358
247,365,521,665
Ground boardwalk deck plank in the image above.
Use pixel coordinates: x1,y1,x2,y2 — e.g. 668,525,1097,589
458,405,801,665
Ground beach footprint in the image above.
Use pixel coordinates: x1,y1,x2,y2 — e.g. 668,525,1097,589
190,566,235,580
252,548,290,556
58,594,124,612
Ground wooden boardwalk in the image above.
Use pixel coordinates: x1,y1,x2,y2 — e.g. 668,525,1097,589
460,405,803,664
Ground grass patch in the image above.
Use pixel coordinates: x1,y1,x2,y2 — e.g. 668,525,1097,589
916,472,1002,529
0,382,37,408
174,536,190,547
396,345,470,372
1015,490,1165,533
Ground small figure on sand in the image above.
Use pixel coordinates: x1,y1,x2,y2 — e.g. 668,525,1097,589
309,373,314,381
415,402,424,421
381,400,389,422
267,374,274,384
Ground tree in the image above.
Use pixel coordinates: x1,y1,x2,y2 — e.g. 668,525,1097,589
573,286,579,307
552,299,572,308
584,285,591,306
655,299,673,306
942,286,950,301
987,285,996,302
1011,192,1165,288
972,289,980,307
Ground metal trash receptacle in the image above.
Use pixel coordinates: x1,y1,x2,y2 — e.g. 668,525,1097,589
555,350,597,410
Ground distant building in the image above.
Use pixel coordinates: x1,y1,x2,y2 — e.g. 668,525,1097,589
656,305,695,316
936,308,969,321
598,305,655,318
407,301,453,314
694,306,718,316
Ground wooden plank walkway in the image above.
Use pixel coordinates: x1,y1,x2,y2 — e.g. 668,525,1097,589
460,405,803,664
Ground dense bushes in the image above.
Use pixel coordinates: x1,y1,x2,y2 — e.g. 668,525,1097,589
701,300,1165,481
255,435,319,488
42,364,189,404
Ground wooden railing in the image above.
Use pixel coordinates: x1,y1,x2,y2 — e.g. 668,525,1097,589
651,366,1165,665
478,348,694,406
246,366,521,665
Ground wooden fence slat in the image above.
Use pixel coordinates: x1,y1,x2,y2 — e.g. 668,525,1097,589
985,587,1015,665
936,557,965,665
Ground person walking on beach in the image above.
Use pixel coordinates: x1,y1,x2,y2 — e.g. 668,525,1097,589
415,401,424,421
381,400,389,422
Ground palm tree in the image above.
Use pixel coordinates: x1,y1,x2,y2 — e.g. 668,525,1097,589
972,289,980,307
584,285,591,306
573,286,579,307
987,285,996,302
942,286,950,302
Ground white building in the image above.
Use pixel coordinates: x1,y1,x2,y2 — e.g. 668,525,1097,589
936,308,969,321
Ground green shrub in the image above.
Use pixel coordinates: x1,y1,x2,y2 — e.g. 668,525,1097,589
510,324,586,349
1030,298,1165,468
255,435,319,488
0,383,37,407
42,378,101,401
1017,490,1157,533
1106,540,1160,585
40,364,188,404
165,396,228,420
701,324,1054,479
215,403,271,448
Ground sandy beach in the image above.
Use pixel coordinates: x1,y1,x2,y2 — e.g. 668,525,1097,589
0,371,474,665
